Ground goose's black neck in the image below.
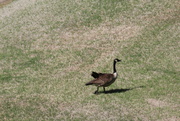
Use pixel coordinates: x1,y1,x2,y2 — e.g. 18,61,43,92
113,60,117,73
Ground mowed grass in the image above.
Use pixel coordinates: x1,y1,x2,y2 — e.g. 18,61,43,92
0,0,180,120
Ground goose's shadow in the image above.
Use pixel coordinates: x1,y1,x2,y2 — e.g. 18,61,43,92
98,86,145,94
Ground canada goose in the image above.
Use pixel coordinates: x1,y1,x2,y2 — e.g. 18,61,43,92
85,58,121,94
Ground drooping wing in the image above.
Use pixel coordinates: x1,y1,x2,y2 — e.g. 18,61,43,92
85,78,105,86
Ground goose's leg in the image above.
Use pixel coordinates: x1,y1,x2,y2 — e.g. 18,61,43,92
94,87,99,94
103,87,106,93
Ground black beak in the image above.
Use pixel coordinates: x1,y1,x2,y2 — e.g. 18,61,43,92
114,58,121,62
117,59,121,62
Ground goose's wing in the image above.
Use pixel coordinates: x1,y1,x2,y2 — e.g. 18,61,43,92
98,74,114,85
85,78,104,86
87,73,114,86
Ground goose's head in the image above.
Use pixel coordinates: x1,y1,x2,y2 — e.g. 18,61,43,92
114,58,121,63
113,58,121,74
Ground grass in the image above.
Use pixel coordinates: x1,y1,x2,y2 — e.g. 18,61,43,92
0,0,13,8
0,0,180,120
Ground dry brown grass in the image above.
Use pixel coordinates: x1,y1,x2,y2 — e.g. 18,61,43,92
0,0,12,7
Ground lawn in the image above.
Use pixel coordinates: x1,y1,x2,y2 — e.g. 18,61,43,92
0,0,179,120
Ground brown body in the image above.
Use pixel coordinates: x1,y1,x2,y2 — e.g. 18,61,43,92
86,72,117,87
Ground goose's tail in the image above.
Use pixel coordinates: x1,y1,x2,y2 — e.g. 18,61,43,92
91,71,99,78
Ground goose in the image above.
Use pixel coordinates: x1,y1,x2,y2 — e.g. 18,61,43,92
85,58,121,94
